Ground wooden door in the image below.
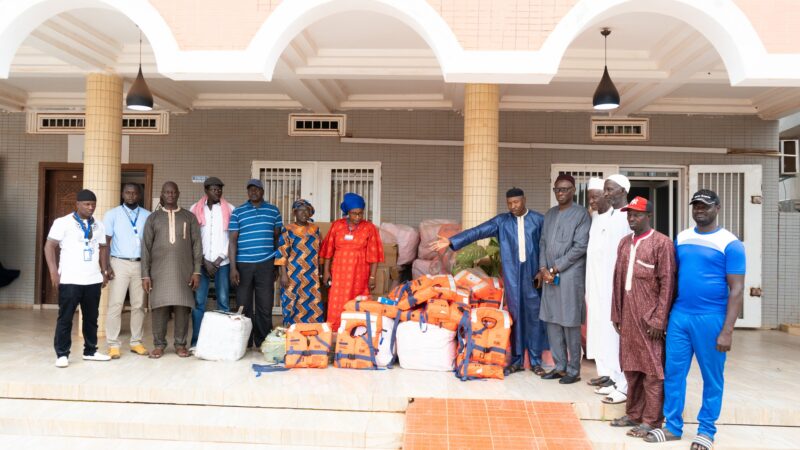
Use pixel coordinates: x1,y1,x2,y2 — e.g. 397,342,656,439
41,169,83,304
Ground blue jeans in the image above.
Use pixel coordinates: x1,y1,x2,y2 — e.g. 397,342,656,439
192,264,230,346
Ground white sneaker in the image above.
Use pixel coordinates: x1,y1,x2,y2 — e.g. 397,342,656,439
55,356,69,368
82,352,111,361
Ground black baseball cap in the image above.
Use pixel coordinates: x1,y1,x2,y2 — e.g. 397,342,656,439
203,176,224,188
690,189,720,205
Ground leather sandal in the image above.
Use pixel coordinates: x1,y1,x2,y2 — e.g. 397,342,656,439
610,415,640,427
588,375,610,386
149,348,164,359
176,347,190,358
627,424,655,438
531,365,546,376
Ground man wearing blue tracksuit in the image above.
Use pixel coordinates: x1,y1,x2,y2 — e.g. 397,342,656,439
645,189,745,450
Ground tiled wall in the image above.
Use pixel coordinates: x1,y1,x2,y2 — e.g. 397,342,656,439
0,109,788,327
778,212,800,324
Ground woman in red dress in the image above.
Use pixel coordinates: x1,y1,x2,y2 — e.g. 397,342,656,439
320,193,384,330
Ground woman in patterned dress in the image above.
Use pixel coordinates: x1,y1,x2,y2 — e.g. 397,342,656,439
320,193,384,330
275,200,323,325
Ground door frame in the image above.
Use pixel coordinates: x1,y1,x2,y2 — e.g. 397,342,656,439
34,162,153,305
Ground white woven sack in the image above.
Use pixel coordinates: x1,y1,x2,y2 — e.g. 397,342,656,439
194,310,252,361
396,321,456,371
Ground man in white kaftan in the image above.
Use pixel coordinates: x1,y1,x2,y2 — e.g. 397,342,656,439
585,175,632,404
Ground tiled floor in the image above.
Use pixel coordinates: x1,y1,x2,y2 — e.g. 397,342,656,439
403,398,592,450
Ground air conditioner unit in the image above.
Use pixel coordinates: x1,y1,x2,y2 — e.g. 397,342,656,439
288,114,346,137
591,118,649,141
780,139,799,175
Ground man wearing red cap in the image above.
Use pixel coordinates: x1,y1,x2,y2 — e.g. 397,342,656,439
609,196,675,438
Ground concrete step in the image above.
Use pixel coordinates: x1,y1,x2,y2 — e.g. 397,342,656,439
582,420,800,450
0,434,345,450
0,398,404,449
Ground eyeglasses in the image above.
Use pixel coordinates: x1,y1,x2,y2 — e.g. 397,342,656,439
552,187,573,193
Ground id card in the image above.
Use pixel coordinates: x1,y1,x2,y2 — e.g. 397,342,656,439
344,234,354,241
83,247,93,261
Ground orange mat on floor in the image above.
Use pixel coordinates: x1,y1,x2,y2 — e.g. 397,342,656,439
403,398,591,450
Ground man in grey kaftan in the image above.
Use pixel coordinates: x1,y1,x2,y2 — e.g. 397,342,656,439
141,182,203,358
538,174,591,384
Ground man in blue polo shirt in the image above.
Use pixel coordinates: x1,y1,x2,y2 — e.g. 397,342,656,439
645,189,745,450
229,179,283,348
103,183,151,358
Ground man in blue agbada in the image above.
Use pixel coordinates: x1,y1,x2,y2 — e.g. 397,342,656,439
432,187,549,375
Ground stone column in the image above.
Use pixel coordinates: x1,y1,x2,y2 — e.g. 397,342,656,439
83,72,123,339
462,83,499,229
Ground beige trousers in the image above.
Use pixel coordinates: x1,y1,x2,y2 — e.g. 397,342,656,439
106,258,147,347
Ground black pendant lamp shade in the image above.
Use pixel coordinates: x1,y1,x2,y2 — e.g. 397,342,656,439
593,28,620,110
126,29,153,111
126,66,153,111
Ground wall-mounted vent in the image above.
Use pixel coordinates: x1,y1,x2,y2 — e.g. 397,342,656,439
26,112,169,135
591,118,649,141
288,114,346,137
780,139,799,175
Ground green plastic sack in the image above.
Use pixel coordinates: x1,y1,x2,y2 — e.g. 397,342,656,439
261,327,287,364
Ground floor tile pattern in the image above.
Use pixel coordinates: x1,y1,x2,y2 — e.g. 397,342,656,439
403,398,592,450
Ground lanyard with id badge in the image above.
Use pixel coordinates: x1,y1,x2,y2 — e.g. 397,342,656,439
73,212,94,262
125,206,141,247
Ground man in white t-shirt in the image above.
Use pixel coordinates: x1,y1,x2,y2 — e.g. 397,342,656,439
44,189,112,368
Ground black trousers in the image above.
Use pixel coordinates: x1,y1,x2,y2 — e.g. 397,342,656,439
236,260,274,347
54,283,101,357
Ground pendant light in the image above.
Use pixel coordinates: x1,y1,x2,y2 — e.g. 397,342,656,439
592,28,620,110
126,28,153,111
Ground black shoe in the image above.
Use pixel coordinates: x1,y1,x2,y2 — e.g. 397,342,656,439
559,374,581,384
587,375,610,386
503,364,524,376
541,370,565,380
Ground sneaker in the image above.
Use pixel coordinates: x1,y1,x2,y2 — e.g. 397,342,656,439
55,356,69,368
83,352,112,361
108,347,121,359
130,344,149,356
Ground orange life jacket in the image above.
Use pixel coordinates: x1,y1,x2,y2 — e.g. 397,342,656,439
470,278,504,309
398,298,467,331
285,323,332,369
344,298,399,319
455,307,512,380
334,311,383,370
454,268,487,290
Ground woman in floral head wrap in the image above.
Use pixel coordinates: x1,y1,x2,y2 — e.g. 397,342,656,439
274,199,323,324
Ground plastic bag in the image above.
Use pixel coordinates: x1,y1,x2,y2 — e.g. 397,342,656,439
261,327,287,364
381,223,420,265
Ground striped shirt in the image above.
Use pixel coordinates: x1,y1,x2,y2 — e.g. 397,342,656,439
229,200,283,263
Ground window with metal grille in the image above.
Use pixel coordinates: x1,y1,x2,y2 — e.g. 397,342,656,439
329,168,376,221
696,172,745,240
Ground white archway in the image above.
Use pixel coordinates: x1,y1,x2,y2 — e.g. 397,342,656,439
246,0,462,81
539,0,771,86
0,0,180,78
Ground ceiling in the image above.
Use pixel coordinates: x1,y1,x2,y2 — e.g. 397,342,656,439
1,8,799,120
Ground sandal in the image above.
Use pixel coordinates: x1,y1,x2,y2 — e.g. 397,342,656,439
610,415,640,427
148,348,164,359
691,434,714,450
601,389,627,404
587,375,610,386
643,428,681,443
531,365,546,376
176,347,190,358
595,385,615,395
627,424,655,438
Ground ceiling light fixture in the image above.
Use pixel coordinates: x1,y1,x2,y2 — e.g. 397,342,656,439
126,27,153,111
592,28,620,110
